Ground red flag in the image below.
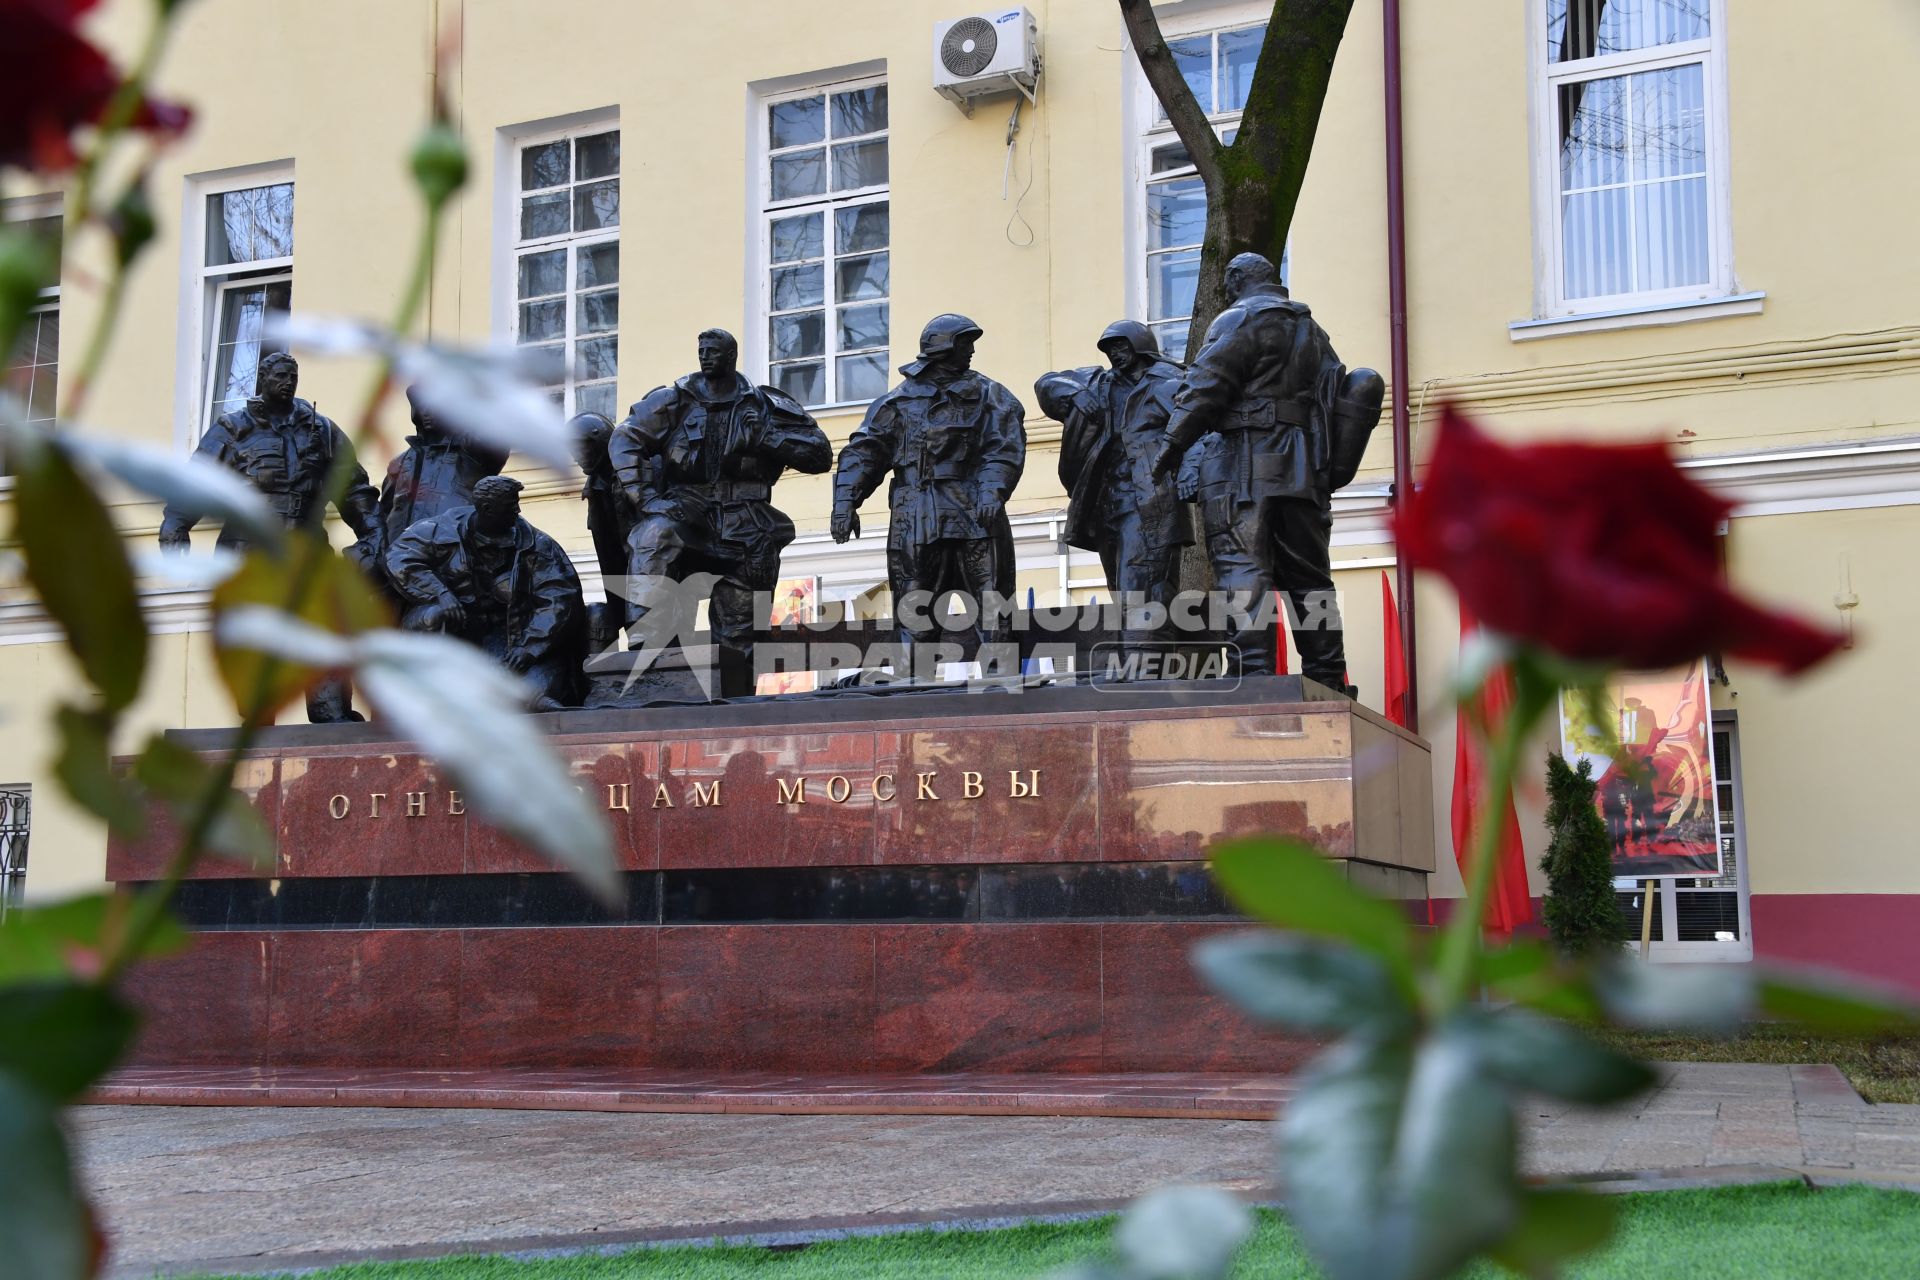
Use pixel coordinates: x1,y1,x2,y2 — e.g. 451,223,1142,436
1381,571,1409,728
1272,591,1290,674
1451,606,1535,934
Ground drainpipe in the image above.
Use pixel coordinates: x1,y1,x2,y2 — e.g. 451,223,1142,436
1383,0,1418,732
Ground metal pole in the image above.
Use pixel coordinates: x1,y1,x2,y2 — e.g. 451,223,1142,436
1383,0,1418,732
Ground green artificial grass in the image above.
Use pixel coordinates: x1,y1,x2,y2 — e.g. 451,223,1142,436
1594,1026,1920,1104
216,1181,1920,1280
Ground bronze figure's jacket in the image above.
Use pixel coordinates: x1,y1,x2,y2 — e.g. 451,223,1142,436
609,372,831,585
374,432,508,552
833,362,1027,552
1161,284,1345,514
159,397,378,549
1036,321,1190,556
384,506,586,691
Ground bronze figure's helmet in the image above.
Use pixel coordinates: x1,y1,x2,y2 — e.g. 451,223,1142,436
917,313,984,357
1095,319,1162,361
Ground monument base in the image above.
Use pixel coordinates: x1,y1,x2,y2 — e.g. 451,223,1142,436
112,677,1433,1076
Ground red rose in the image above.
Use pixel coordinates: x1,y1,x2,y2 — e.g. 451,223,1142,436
1,0,191,172
1395,404,1842,674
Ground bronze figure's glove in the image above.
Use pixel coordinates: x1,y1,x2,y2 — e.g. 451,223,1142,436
830,502,860,544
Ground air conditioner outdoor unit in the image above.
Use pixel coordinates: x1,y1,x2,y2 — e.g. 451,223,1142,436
933,8,1040,111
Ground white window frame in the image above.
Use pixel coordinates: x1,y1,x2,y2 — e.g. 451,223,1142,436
1526,0,1735,322
2,194,62,459
750,70,891,412
498,111,621,420
1123,3,1284,360
172,161,295,451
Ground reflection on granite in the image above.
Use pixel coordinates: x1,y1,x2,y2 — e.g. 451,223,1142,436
157,861,1239,930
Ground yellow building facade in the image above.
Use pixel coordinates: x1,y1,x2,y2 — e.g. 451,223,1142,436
4,0,1918,983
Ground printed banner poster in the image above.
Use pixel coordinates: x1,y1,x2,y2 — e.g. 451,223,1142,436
755,577,819,695
1559,659,1722,879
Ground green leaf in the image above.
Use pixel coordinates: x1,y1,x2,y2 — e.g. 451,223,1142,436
1476,941,1607,1022
354,629,619,906
1285,1024,1523,1280
211,533,388,718
0,892,189,986
66,434,286,552
0,226,57,359
1194,932,1414,1034
130,736,276,871
1209,838,1415,983
0,1073,94,1280
1290,1020,1528,1280
1457,1008,1656,1105
0,983,136,1101
7,430,149,712
221,613,618,904
52,704,144,836
1484,1189,1618,1277
1113,1185,1253,1280
1755,969,1917,1036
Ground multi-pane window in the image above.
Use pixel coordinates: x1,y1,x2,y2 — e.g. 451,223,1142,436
3,208,61,434
1543,0,1726,309
762,79,889,408
1140,23,1271,360
513,125,619,419
0,786,27,919
196,179,293,435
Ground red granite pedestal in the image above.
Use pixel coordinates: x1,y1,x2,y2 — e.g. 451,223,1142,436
106,679,1433,1109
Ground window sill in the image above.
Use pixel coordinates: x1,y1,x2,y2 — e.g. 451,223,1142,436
1508,292,1765,342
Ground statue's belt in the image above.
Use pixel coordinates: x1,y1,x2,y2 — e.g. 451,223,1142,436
679,479,773,502
1216,397,1314,431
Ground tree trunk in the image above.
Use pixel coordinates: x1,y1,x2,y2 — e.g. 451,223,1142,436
1119,0,1357,597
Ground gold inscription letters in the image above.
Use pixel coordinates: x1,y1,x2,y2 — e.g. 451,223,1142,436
323,768,1044,818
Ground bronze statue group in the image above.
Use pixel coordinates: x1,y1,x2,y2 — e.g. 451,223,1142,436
158,252,1382,722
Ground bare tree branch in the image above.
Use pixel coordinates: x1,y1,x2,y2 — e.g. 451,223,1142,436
1117,0,1225,190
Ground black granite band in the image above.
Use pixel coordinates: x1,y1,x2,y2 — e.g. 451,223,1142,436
148,861,1239,930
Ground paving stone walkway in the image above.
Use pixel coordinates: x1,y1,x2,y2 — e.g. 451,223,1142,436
71,1063,1920,1279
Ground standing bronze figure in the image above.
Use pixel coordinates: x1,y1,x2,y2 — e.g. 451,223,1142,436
609,329,832,697
385,475,588,711
832,314,1026,671
157,351,378,722
352,385,508,587
373,387,507,556
569,410,635,653
1150,253,1382,693
1036,321,1190,653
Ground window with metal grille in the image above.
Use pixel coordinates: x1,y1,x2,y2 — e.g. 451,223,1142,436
0,787,28,919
